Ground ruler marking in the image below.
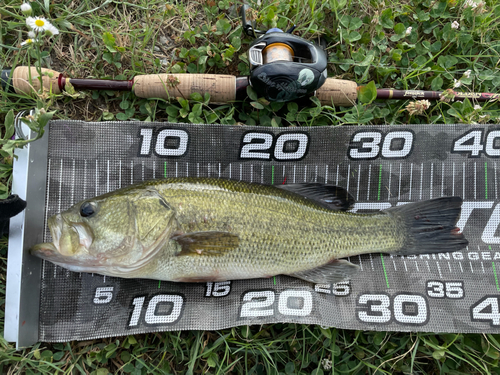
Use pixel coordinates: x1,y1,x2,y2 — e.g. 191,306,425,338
96,160,99,196
380,255,390,288
83,159,87,200
271,166,275,184
430,163,433,199
463,162,465,199
152,159,155,179
436,261,442,279
142,160,145,181
474,162,477,200
358,255,363,271
56,160,62,212
186,162,189,177
485,162,488,200
220,163,222,179
495,162,498,200
369,253,374,271
250,164,253,182
347,165,351,192
481,262,485,274
131,160,134,184
304,165,307,182
392,259,397,271
356,165,361,201
197,163,200,178
240,164,242,180
397,163,401,200
71,159,76,205
208,163,211,177
441,162,444,197
164,162,167,178
459,261,463,273
388,164,392,200
377,164,381,201
419,163,423,200
448,262,452,273
415,261,419,272
426,261,431,273
409,163,413,200
314,165,318,183
260,164,263,183
293,165,296,183
493,262,500,291
403,260,407,272
469,261,474,273
44,159,52,242
452,162,455,196
336,165,339,185
229,163,231,179
107,160,110,191
175,161,178,178
325,165,329,184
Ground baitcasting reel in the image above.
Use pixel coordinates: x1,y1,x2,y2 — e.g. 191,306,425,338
241,5,328,102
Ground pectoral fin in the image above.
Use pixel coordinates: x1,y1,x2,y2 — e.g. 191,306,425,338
288,259,359,284
172,231,240,256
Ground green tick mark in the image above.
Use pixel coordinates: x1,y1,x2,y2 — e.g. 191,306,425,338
272,165,275,185
164,162,167,178
493,262,500,291
381,254,390,288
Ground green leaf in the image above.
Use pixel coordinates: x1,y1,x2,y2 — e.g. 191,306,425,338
102,32,117,53
345,31,361,43
216,19,231,34
431,76,443,91
119,100,129,110
358,81,377,103
4,110,15,140
429,41,442,53
189,92,204,102
166,106,179,117
380,9,394,29
391,49,403,62
116,112,128,121
250,101,264,109
230,36,241,50
247,86,258,101
394,23,405,35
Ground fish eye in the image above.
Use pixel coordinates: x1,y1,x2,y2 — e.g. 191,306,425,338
80,202,96,218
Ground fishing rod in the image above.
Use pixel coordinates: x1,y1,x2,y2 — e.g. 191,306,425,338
2,4,499,106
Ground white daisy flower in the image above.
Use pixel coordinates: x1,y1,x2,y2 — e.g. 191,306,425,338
20,3,32,16
45,24,60,37
20,38,39,46
26,17,52,32
405,26,412,36
463,69,472,78
451,21,460,29
453,79,462,88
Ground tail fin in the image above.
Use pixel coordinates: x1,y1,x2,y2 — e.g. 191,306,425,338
386,197,468,255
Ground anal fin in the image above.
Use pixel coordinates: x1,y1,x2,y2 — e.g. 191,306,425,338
288,259,359,284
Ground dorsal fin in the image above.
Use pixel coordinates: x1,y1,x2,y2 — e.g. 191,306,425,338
278,183,355,211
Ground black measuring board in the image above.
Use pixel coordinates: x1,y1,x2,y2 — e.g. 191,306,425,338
36,121,500,341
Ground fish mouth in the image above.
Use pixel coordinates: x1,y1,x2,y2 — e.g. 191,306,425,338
32,214,94,257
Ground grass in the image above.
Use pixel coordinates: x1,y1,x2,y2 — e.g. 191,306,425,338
1,0,500,373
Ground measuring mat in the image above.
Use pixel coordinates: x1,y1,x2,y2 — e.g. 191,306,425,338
6,120,500,345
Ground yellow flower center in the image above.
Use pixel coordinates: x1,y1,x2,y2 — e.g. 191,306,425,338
35,19,45,27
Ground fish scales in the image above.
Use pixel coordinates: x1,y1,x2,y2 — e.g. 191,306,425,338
31,177,467,284
123,178,404,281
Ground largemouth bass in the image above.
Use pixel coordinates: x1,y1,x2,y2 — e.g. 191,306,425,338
31,178,467,284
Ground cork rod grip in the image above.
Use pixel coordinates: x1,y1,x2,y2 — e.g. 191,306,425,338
133,74,236,104
315,78,358,106
12,66,62,95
